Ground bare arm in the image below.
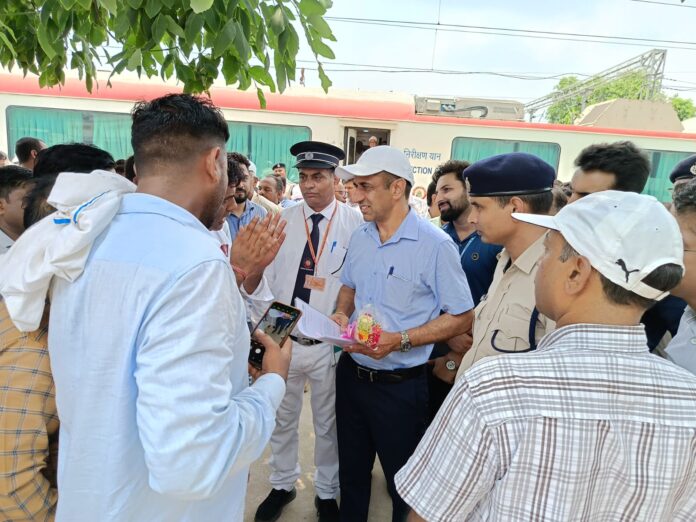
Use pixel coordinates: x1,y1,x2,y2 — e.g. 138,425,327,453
329,285,356,329
345,309,474,360
408,510,427,522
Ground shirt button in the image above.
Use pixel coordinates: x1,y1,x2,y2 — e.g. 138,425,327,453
690,338,696,345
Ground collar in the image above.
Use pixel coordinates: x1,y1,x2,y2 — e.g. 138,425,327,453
442,222,477,245
119,193,210,235
536,323,649,354
241,199,261,218
499,232,546,275
302,198,337,221
366,208,420,246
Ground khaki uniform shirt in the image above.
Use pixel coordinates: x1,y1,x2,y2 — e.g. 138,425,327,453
252,192,280,214
457,234,555,378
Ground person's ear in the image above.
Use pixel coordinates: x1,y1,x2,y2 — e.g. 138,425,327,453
566,255,593,296
509,195,525,214
204,146,222,183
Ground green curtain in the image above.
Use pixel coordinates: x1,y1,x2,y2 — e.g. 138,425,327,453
227,121,310,182
227,121,251,158
7,106,83,156
91,112,133,160
451,137,560,170
643,150,693,203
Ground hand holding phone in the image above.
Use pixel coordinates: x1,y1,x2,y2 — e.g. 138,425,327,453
248,330,292,382
249,302,302,375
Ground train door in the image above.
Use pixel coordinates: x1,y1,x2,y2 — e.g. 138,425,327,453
343,126,391,164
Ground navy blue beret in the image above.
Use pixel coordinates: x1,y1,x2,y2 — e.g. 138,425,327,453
465,152,556,197
290,141,345,170
669,154,696,184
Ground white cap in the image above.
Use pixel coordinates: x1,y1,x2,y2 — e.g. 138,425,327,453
335,145,414,185
248,160,257,176
512,191,684,301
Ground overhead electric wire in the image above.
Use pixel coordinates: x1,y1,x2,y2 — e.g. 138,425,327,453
324,16,696,51
630,0,696,8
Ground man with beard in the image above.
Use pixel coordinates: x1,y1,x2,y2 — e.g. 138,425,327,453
45,94,291,521
426,160,502,417
227,152,267,242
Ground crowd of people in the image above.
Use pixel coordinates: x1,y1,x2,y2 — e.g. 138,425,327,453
0,92,695,522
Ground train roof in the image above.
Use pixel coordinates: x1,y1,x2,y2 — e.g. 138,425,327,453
1,71,696,142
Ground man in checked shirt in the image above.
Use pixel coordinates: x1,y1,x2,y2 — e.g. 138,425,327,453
396,191,696,521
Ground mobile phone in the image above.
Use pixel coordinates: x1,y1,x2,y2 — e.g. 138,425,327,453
249,301,302,369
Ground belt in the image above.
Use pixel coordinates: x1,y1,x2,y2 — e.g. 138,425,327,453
290,335,322,346
343,354,425,384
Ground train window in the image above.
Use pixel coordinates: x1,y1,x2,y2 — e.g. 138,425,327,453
6,106,133,160
450,137,561,170
643,149,694,203
226,121,311,183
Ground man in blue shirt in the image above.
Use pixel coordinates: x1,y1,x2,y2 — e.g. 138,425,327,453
331,146,474,522
47,94,291,521
227,151,267,241
427,160,502,419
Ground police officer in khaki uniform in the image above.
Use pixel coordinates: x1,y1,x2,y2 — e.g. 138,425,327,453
456,152,557,378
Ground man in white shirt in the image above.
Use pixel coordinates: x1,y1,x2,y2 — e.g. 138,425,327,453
0,166,33,254
246,141,363,522
46,94,292,522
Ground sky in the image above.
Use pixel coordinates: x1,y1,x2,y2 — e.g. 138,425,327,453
290,0,696,108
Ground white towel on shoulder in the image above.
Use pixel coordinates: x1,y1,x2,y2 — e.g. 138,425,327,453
0,170,136,331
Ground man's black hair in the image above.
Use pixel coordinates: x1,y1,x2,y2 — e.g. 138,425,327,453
23,174,58,229
33,144,115,178
124,155,136,182
0,165,33,199
131,94,230,175
432,159,471,187
227,153,245,187
574,141,650,193
494,192,554,215
427,180,437,207
228,151,251,168
673,178,696,214
15,137,44,163
114,159,126,176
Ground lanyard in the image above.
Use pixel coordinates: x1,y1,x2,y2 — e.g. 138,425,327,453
303,203,338,268
459,235,477,261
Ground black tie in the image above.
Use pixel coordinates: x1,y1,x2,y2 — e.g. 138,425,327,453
291,213,324,305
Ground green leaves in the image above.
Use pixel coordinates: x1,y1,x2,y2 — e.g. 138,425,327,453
191,0,214,14
0,0,336,100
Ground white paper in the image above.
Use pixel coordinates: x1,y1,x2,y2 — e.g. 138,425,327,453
294,298,355,347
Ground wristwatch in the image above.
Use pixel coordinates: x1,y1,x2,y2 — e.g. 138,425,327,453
445,359,457,371
399,331,412,352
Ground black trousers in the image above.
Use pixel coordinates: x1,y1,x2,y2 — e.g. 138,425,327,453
426,341,453,423
335,353,428,522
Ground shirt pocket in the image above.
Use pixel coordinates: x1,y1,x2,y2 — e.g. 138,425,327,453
383,269,416,306
326,245,349,278
490,304,534,353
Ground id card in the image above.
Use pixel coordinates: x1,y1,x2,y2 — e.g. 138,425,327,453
304,275,326,291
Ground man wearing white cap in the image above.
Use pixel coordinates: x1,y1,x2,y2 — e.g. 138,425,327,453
396,191,696,521
331,146,474,521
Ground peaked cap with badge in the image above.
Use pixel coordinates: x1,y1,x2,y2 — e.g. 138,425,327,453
290,141,345,170
669,154,696,184
465,152,556,197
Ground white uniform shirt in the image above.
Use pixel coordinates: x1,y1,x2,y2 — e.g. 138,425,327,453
665,306,696,375
211,220,274,325
263,199,363,320
0,228,14,255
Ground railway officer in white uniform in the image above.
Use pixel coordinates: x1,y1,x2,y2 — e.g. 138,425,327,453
246,141,363,522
